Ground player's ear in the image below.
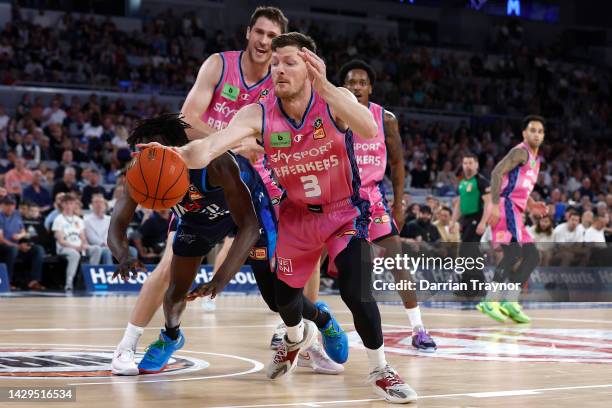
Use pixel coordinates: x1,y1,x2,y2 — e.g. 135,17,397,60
246,26,251,41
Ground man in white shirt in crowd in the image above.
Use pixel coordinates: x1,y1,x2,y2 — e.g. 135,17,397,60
553,210,585,243
84,194,113,264
52,193,103,291
584,211,609,244
42,99,67,126
552,209,585,266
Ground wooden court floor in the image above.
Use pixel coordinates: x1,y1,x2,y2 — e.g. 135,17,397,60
1,294,612,407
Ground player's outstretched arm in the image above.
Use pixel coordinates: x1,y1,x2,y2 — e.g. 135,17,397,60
488,148,528,226
299,48,377,138
181,53,224,140
176,104,263,169
187,154,260,300
107,189,146,279
384,110,406,229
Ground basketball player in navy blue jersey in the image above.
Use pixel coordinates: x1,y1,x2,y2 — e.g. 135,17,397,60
108,114,345,375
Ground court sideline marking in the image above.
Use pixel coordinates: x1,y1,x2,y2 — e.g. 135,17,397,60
206,383,612,407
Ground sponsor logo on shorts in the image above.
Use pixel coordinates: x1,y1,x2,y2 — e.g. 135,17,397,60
0,348,208,378
177,230,197,244
277,257,293,275
337,229,356,237
374,214,390,224
349,328,612,363
496,231,508,241
249,247,268,260
241,93,250,101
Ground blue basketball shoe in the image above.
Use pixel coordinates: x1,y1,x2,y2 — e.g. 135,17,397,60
315,301,349,364
138,329,185,374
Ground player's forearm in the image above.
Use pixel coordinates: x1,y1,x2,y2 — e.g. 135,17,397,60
181,109,214,141
526,196,536,209
214,225,259,283
179,128,242,169
451,200,461,224
490,167,504,205
319,83,377,138
390,159,405,207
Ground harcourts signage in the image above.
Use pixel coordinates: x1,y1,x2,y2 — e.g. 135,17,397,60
81,264,258,293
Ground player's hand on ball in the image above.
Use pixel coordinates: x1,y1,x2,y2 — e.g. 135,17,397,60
113,257,146,280
133,142,179,157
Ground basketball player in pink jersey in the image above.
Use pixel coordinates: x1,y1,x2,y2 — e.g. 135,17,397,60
112,8,339,377
150,32,418,403
340,59,436,352
477,115,548,324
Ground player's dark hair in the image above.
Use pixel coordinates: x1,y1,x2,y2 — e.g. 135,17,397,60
128,113,190,149
440,206,453,215
522,115,546,131
338,59,376,86
462,152,478,160
271,32,317,54
566,208,580,219
249,6,288,34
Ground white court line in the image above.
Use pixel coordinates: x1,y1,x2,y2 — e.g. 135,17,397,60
2,324,280,333
0,343,264,384
206,383,612,408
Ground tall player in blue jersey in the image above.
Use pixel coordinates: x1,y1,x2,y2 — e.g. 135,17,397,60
108,114,346,375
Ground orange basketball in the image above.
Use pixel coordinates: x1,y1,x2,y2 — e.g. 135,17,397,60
126,146,189,210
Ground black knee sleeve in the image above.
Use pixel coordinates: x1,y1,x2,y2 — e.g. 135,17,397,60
509,243,540,284
250,259,278,312
335,239,383,350
274,276,303,327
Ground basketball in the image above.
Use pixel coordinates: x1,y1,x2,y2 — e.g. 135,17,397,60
126,146,189,209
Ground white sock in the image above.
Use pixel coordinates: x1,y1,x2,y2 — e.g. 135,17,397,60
405,306,423,331
366,344,387,373
286,320,304,343
118,323,144,351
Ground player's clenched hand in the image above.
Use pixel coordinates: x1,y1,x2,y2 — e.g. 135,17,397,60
113,257,146,280
299,47,331,94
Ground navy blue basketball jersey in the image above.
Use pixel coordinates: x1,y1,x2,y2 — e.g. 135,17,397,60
170,153,277,258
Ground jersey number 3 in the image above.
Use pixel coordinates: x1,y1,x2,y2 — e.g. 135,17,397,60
300,175,321,198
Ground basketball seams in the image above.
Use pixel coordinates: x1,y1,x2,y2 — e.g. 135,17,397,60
151,148,167,210
160,156,187,199
138,153,149,196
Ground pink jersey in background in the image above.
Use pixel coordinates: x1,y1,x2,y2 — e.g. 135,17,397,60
201,51,273,131
500,142,541,212
352,102,386,188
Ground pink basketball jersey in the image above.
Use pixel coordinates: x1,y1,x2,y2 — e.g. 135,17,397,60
352,102,387,188
201,51,273,131
500,142,541,212
261,91,361,206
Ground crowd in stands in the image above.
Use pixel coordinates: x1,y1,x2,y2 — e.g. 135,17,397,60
0,7,610,291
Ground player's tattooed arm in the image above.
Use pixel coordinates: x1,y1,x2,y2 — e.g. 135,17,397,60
181,53,224,140
488,147,528,226
187,154,260,300
490,148,528,204
384,110,407,230
107,188,146,279
299,48,377,138
177,104,263,169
